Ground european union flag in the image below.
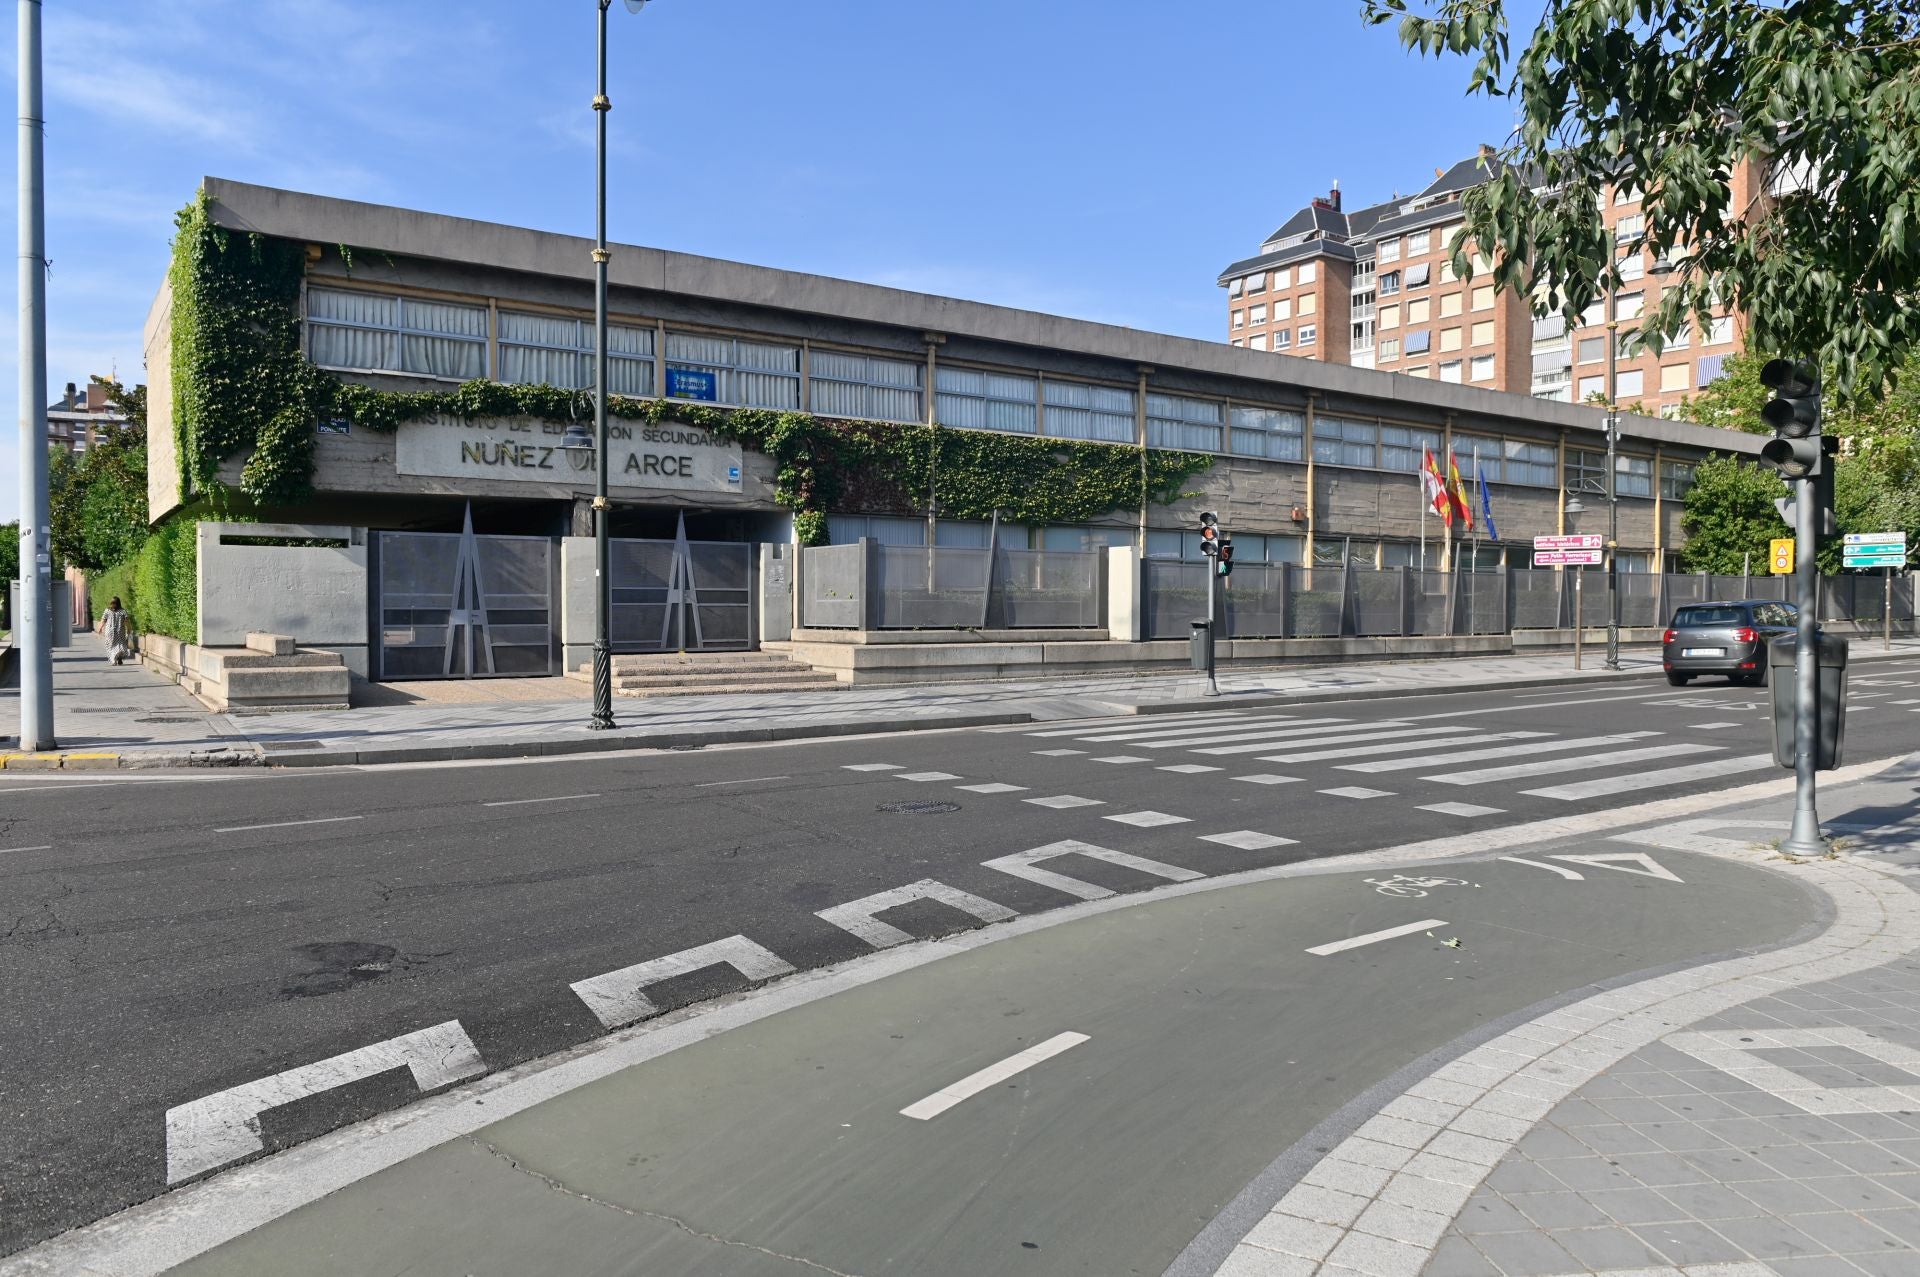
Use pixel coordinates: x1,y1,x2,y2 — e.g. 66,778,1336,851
1476,463,1499,542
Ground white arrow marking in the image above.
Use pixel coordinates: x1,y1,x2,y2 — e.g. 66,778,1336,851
982,839,1203,901
165,1021,485,1185
571,935,796,1029
816,878,1017,949
1550,852,1684,883
1499,856,1585,880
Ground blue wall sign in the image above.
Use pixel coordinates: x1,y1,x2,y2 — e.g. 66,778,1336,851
666,368,719,402
727,465,741,484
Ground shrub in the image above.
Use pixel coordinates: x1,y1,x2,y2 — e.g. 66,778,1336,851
91,518,197,642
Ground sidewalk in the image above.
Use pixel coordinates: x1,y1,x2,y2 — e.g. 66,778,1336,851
8,632,1920,770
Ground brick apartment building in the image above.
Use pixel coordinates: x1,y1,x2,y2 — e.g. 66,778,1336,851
47,379,131,455
1217,149,1754,420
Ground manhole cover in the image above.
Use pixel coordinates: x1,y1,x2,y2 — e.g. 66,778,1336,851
878,800,961,815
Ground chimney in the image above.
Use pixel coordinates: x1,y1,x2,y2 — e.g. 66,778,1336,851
1328,181,1341,211
64,381,77,407
86,381,107,410
1478,143,1494,161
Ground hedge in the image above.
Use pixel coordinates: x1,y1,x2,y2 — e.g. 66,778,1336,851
91,518,197,643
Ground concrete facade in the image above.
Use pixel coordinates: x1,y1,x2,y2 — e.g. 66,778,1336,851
195,523,370,677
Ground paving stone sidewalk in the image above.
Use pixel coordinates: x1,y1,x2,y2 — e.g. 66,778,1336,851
1216,761,1920,1277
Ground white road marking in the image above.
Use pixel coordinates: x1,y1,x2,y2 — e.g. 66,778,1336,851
841,763,903,772
1257,731,1537,764
1103,810,1191,828
982,839,1203,901
1498,856,1583,879
483,792,602,806
1691,723,1742,730
1421,803,1505,818
1306,919,1448,957
212,816,364,834
1200,725,1458,756
1061,717,1335,746
1048,714,1297,743
0,845,53,856
571,935,797,1029
165,1022,485,1185
899,1031,1090,1121
1158,764,1223,774
1551,852,1685,882
816,879,1017,949
1318,786,1394,800
1338,731,1663,773
954,782,1028,794
1090,755,1151,764
1023,794,1105,809
1032,749,1086,757
1233,774,1303,785
1024,712,1254,737
896,771,960,782
1424,743,1721,786
1521,754,1775,801
1198,830,1298,850
1405,688,1738,720
693,775,791,787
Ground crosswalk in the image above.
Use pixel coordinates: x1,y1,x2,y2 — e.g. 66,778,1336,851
1017,708,1779,814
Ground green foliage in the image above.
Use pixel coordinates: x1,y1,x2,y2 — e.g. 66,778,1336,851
0,520,16,631
1363,0,1920,402
47,379,152,574
1675,352,1771,435
166,190,1212,530
90,517,197,641
1677,454,1789,573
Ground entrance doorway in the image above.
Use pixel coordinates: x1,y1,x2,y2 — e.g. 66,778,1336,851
374,511,558,679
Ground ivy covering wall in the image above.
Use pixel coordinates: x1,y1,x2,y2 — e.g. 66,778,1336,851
88,517,198,642
167,192,1213,539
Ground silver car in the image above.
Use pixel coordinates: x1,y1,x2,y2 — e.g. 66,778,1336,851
1661,599,1798,687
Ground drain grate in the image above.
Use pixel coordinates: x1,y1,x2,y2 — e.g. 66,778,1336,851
878,800,961,815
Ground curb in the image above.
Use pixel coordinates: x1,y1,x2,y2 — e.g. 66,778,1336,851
1,751,125,771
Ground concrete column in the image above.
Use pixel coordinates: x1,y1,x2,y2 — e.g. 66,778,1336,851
757,542,792,645
560,535,595,674
1106,544,1142,641
1135,365,1151,552
1303,391,1318,564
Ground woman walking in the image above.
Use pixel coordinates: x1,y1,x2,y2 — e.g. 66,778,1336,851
100,596,132,666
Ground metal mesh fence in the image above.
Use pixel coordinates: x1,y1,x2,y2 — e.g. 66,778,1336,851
1223,564,1286,638
1616,573,1660,628
1143,561,1210,641
1290,568,1347,638
1351,570,1406,636
800,543,864,629
1510,570,1563,629
991,548,1101,628
873,545,989,629
1457,571,1509,635
1412,570,1453,635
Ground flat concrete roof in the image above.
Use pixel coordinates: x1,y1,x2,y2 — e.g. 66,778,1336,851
198,177,1760,458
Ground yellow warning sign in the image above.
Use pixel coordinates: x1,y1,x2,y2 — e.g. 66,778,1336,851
1769,538,1795,575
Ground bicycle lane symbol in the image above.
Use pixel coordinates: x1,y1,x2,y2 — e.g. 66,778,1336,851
1363,874,1472,898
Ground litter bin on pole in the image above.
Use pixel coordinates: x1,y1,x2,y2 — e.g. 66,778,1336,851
1190,619,1213,672
1769,631,1849,770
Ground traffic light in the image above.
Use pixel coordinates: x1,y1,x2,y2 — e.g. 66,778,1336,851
1758,358,1822,480
1198,510,1220,557
1217,538,1234,577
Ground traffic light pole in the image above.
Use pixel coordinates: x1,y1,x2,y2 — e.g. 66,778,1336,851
1203,560,1219,697
1783,473,1824,855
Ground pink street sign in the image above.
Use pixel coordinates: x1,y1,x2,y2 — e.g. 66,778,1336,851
1533,549,1605,566
1532,534,1604,551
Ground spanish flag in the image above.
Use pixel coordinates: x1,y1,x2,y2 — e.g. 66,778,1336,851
1448,454,1474,533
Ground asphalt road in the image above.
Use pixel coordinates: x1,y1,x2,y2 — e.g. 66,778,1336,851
3,662,1918,1257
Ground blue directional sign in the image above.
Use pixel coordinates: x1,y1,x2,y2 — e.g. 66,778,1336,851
1843,530,1908,569
665,368,718,402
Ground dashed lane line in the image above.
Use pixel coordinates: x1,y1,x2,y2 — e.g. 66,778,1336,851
571,935,797,1030
1159,764,1223,774
1305,919,1448,957
1197,831,1298,850
1422,743,1721,786
841,763,903,772
1233,774,1303,786
1024,794,1105,809
955,782,1028,794
1318,786,1395,801
899,1032,1091,1121
483,792,603,806
982,839,1202,901
0,845,54,856
693,776,791,787
1032,748,1087,757
211,815,364,835
1420,803,1505,818
896,771,961,782
1103,810,1191,828
817,879,1018,950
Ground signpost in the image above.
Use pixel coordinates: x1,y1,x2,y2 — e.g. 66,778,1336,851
1769,538,1794,575
1535,535,1605,669
1843,533,1909,651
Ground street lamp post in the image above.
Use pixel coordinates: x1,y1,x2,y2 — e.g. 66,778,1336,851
1564,492,1587,670
1603,227,1623,671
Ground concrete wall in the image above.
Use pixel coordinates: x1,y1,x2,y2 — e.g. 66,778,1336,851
195,523,370,676
559,536,594,674
144,280,181,518
759,543,794,644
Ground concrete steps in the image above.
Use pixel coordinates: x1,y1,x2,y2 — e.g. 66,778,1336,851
580,651,844,697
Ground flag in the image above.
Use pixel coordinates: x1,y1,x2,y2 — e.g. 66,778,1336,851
1447,454,1474,532
1476,462,1500,542
1422,449,1452,526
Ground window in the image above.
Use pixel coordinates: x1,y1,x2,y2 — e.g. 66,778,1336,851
1659,363,1689,392
1668,323,1692,350
1405,329,1431,355
1249,304,1267,324
1298,293,1317,316
1314,415,1380,467
1409,229,1431,255
1567,449,1607,494
1378,270,1401,296
1405,365,1431,378
1614,184,1640,206
1378,239,1401,264
1439,360,1463,383
1471,285,1495,311
1299,262,1318,284
1378,337,1400,360
1615,213,1645,240
1298,323,1317,347
498,311,656,395
1272,297,1291,321
1273,267,1292,289
1707,315,1734,345
1617,255,1644,282
1660,460,1697,499
1577,374,1606,400
1407,298,1431,324
1697,354,1727,386
666,331,801,409
1378,304,1400,331
1502,438,1558,486
1231,338,1244,347
1440,292,1463,317
1614,291,1645,320
806,350,924,423
1450,433,1498,480
1470,354,1496,381
1439,259,1457,284
935,366,1039,433
1616,369,1645,398
1147,392,1223,451
1229,277,1244,297
1470,320,1495,346
1249,334,1268,351
307,287,488,380
1273,328,1293,351
1577,335,1607,364
828,514,926,546
1229,405,1305,461
1041,379,1134,442
1232,310,1245,329
1616,454,1653,497
1380,423,1442,472
1580,300,1606,328
1246,272,1267,294
1405,262,1432,288
1440,327,1463,352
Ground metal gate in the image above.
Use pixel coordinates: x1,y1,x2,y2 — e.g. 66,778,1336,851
610,516,753,652
374,517,558,680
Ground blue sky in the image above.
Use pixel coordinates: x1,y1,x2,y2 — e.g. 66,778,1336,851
0,0,1531,523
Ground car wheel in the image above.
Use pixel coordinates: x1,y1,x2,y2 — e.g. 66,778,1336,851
1666,671,1692,686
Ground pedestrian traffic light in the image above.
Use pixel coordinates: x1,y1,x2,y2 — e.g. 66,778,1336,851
1198,510,1220,557
1217,538,1234,577
1758,359,1822,480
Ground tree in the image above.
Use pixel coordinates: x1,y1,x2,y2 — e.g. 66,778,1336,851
47,378,150,573
1676,454,1788,573
1363,1,1920,401
1675,352,1769,435
0,521,16,631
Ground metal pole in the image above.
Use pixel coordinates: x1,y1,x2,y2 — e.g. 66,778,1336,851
1573,569,1583,671
588,0,615,731
1604,242,1621,671
1886,566,1893,652
16,0,54,751
1782,473,1824,854
1203,556,1219,697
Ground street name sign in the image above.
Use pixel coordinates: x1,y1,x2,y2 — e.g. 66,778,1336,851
1843,532,1906,546
1533,534,1604,551
1842,531,1907,570
1533,548,1604,567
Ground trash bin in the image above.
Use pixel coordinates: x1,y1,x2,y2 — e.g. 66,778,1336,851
1190,619,1213,672
1769,632,1848,770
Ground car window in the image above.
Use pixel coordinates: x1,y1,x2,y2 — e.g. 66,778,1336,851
1674,606,1744,626
1758,603,1792,626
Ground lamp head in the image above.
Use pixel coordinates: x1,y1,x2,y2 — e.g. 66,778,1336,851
558,422,596,454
